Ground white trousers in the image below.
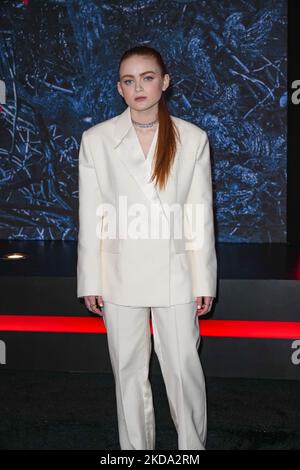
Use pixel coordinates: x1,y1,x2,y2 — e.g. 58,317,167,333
102,300,207,450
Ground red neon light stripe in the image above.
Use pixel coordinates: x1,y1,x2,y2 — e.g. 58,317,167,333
0,316,300,338
200,320,300,339
0,315,107,334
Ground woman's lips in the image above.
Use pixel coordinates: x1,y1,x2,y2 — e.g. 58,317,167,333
135,96,147,101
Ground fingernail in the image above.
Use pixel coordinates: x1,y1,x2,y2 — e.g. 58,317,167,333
197,305,201,309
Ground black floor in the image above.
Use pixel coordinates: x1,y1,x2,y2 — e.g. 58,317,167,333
0,370,299,450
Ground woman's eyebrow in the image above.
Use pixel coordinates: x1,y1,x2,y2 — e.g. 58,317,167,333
120,71,157,79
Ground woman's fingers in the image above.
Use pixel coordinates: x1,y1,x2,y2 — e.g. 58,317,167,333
195,296,213,317
96,295,105,318
84,295,102,315
97,295,104,308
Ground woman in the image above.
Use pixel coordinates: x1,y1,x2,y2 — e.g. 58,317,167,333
77,45,217,450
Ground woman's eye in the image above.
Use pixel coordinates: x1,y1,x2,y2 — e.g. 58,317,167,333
123,76,154,85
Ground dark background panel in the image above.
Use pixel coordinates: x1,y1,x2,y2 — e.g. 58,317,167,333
0,0,287,242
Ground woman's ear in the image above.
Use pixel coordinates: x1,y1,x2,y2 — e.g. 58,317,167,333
162,74,170,92
117,81,124,98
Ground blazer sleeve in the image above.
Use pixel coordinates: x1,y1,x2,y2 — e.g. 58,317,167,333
185,131,217,298
77,130,103,298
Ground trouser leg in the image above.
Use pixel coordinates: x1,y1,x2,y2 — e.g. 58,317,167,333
150,301,207,450
103,302,155,450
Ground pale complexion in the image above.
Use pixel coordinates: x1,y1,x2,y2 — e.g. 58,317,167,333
84,55,214,318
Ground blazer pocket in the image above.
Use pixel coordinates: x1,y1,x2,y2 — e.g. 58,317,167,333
100,238,120,253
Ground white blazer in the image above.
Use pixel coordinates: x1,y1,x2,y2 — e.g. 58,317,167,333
77,105,217,306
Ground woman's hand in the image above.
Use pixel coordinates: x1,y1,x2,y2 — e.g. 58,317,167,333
84,295,104,316
195,296,214,317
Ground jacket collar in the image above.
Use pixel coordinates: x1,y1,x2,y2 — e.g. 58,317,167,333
111,105,184,252
113,106,133,148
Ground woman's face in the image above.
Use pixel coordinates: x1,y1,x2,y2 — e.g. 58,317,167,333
117,55,169,112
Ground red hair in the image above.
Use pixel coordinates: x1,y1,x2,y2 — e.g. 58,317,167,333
118,46,181,191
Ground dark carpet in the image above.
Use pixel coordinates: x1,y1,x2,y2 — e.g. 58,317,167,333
0,370,299,450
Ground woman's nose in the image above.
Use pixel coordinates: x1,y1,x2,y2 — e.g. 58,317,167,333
135,82,143,91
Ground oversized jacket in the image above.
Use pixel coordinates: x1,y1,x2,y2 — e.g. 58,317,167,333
77,105,217,306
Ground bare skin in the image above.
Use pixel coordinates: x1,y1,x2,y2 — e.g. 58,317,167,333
134,124,157,159
83,54,215,318
84,295,104,316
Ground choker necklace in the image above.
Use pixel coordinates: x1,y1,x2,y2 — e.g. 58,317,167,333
131,118,158,128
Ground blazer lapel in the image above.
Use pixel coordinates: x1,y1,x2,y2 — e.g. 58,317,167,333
113,106,173,224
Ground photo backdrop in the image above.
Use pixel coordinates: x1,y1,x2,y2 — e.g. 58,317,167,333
0,0,287,242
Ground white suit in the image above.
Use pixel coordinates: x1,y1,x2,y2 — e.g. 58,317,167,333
76,105,217,450
77,105,217,306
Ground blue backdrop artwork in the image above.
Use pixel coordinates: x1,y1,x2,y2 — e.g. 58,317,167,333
0,0,287,242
